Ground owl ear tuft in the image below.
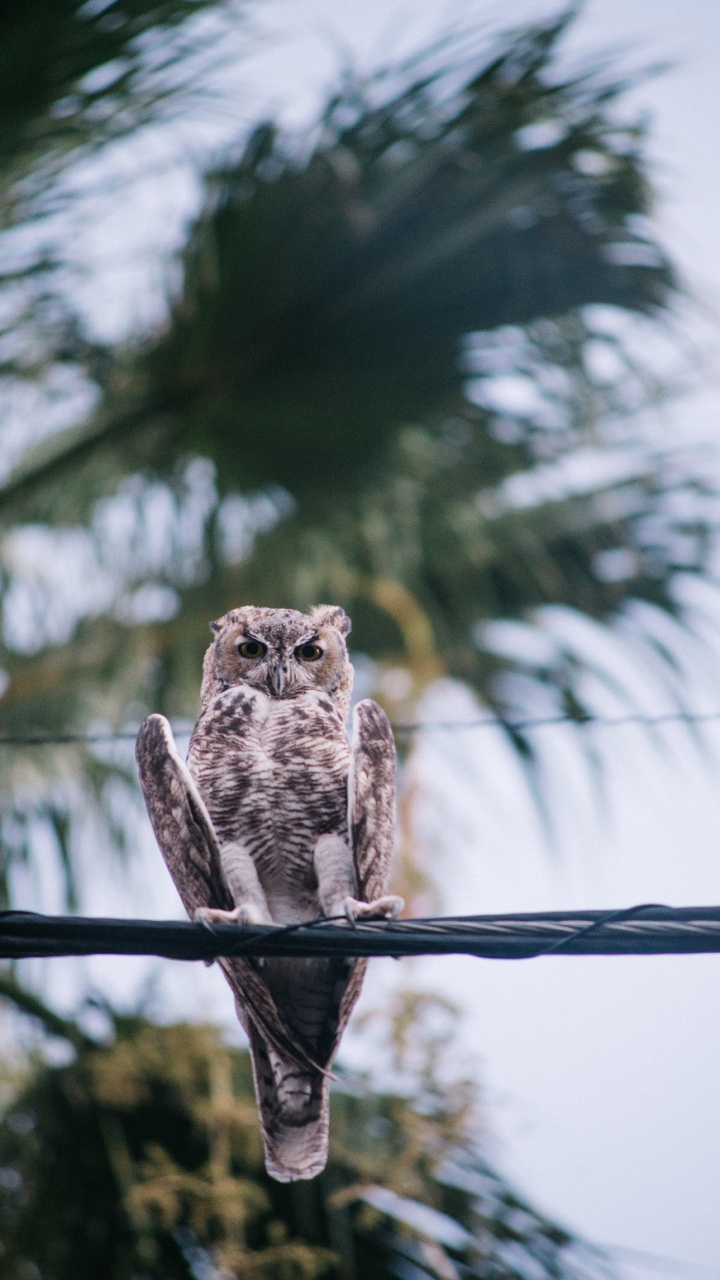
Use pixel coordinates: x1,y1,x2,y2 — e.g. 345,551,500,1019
311,605,351,637
209,619,222,634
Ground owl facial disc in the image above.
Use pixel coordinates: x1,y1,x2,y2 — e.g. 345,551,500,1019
202,604,353,713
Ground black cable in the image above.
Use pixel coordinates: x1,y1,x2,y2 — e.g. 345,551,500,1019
2,905,720,961
517,902,665,959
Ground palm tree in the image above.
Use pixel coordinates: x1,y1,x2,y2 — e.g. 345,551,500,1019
0,13,704,720
0,0,233,227
0,10,711,1269
0,12,709,889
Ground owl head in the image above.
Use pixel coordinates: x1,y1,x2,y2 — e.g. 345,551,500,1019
201,604,353,717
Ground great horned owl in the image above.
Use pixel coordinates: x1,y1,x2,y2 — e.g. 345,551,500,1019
136,604,402,1182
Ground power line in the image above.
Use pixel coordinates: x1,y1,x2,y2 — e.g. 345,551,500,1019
393,710,720,735
1,903,720,961
0,730,160,746
3,708,720,747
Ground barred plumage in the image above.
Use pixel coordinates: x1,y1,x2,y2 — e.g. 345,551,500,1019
136,605,401,1181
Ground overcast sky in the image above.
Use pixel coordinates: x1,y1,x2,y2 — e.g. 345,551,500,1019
14,1,720,1274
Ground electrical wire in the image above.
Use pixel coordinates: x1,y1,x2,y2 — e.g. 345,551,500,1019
1,903,720,961
3,709,720,746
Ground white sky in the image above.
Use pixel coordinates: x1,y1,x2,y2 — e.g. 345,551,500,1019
10,0,720,1274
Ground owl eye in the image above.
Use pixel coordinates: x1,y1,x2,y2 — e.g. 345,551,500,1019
237,639,267,659
296,643,323,662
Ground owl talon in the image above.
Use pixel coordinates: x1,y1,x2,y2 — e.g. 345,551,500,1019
341,895,404,924
194,904,269,929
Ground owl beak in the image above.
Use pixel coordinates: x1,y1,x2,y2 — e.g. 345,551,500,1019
271,662,286,696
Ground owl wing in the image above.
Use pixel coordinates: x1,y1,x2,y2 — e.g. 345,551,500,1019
136,714,232,915
327,698,397,1061
347,698,397,902
136,714,327,1076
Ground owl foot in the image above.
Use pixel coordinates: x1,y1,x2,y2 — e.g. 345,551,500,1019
341,895,405,924
194,904,269,929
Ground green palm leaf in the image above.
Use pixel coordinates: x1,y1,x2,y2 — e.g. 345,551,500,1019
0,0,225,227
0,19,703,1264
0,12,710,869
0,13,672,510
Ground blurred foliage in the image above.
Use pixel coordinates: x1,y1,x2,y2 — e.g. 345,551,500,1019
1,12,712,747
0,987,611,1280
0,15,705,1273
0,0,237,547
0,0,224,227
0,11,716,879
2,12,676,505
0,737,137,911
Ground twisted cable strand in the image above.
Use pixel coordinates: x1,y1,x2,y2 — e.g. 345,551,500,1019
1,904,720,960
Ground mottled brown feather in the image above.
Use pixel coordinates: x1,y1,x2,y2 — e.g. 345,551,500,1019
136,714,328,1078
136,714,232,914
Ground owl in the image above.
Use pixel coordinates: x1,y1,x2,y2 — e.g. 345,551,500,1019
135,604,402,1182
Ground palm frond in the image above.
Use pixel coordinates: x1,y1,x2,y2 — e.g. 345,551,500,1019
0,0,226,228
0,12,712,873
0,13,673,516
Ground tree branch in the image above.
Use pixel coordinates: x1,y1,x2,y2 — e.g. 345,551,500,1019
0,972,99,1052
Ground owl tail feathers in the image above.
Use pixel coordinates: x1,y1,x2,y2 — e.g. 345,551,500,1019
248,1025,330,1182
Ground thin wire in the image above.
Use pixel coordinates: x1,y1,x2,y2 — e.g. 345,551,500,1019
212,904,664,961
3,709,720,747
0,728,192,746
392,710,720,734
516,902,663,959
210,913,348,958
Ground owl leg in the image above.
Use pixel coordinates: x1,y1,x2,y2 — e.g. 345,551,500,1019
314,834,404,923
195,841,272,927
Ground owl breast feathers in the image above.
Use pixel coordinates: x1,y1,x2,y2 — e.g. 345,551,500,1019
136,604,402,1181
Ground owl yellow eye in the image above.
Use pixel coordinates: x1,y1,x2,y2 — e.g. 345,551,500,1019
237,639,267,659
296,643,323,662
